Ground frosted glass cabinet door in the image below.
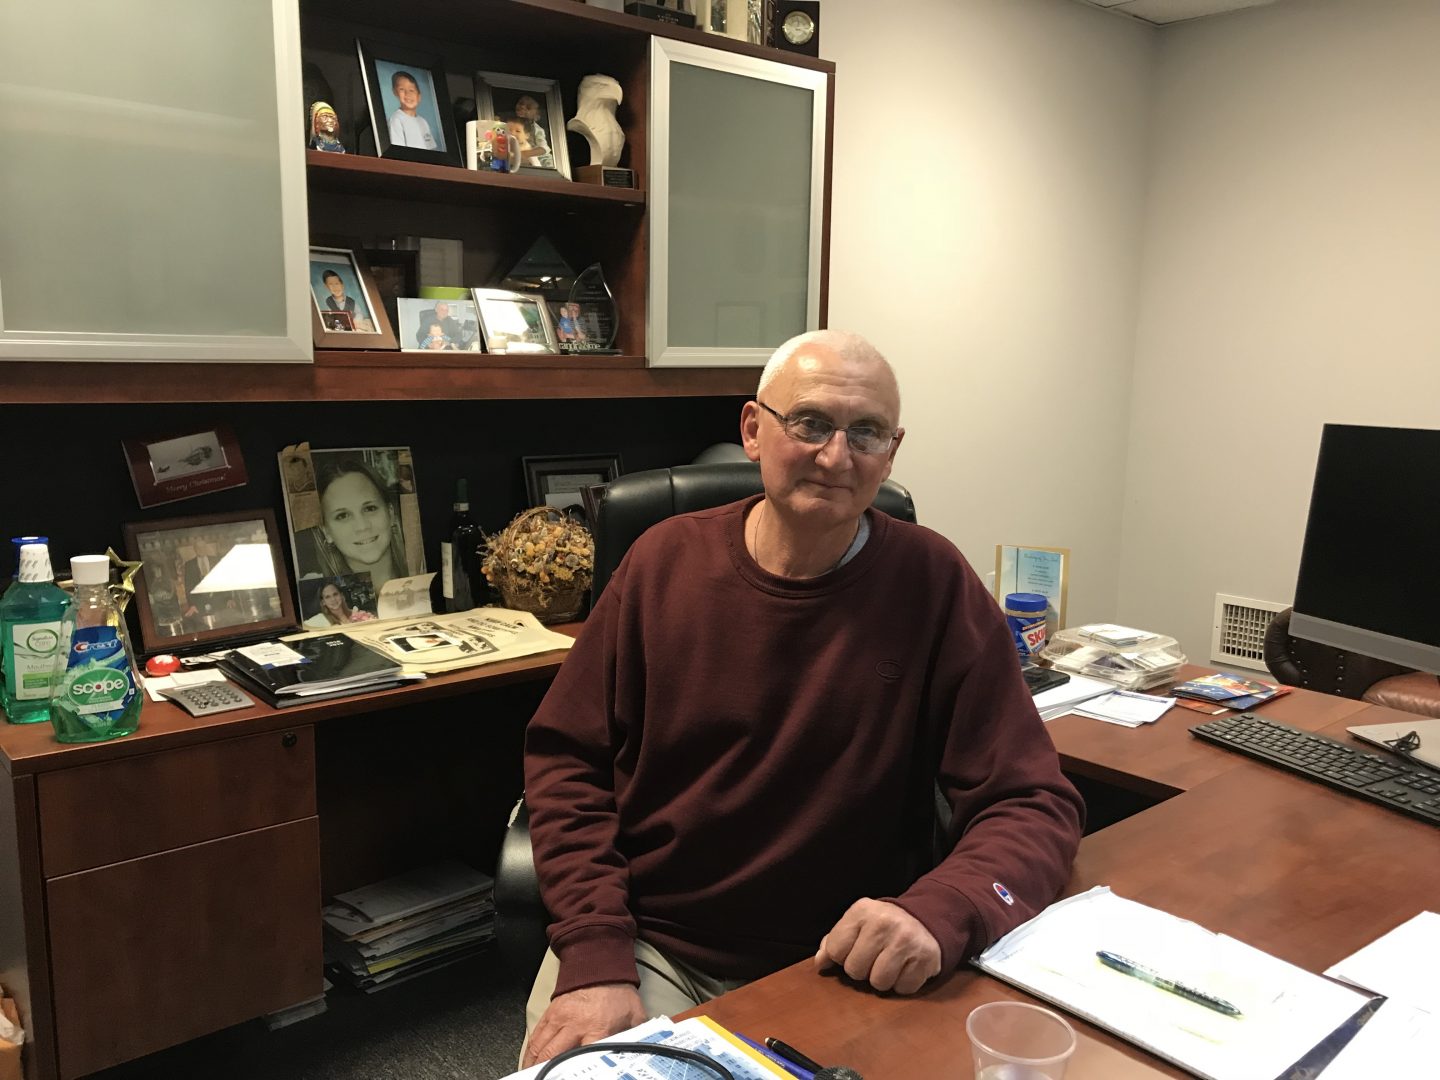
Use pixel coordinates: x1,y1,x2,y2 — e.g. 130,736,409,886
0,0,310,362
649,39,828,368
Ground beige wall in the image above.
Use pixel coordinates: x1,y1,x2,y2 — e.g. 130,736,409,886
825,0,1156,628
1118,0,1440,661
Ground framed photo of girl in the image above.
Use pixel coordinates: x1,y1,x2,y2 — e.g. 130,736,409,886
474,72,571,180
277,443,427,625
309,244,398,350
358,40,460,167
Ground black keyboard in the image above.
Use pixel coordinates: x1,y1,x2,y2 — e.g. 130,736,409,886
1191,713,1440,826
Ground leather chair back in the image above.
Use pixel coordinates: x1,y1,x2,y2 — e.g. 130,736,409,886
1263,607,1411,698
591,462,916,600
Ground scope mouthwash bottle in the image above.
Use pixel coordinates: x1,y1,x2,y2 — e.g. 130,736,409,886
0,543,73,724
49,554,141,743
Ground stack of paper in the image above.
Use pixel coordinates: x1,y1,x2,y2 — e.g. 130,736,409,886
322,860,495,993
1078,623,1156,647
1032,673,1120,721
1320,911,1440,1077
1071,690,1177,728
975,886,1371,1080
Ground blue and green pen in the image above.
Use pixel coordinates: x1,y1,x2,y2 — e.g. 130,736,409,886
1097,950,1243,1017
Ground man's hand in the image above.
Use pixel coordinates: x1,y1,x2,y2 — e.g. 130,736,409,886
814,898,942,995
521,983,647,1068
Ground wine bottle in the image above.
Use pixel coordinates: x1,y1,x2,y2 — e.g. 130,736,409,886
441,479,482,612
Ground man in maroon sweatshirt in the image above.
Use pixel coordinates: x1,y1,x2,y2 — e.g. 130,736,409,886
520,330,1084,1067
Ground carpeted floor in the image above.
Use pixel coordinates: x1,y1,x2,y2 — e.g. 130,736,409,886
87,955,531,1080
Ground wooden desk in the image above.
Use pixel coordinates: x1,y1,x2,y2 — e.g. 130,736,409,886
0,641,573,1080
691,681,1440,1079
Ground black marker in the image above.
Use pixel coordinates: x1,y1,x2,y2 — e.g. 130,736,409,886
764,1037,825,1074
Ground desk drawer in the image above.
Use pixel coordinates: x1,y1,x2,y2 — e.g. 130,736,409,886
38,726,316,877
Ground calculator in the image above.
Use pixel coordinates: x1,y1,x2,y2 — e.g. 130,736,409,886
159,681,256,717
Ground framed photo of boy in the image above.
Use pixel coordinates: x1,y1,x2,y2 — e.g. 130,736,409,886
472,288,559,354
358,41,460,167
122,425,248,508
475,72,571,180
309,245,398,350
522,454,622,511
122,510,298,655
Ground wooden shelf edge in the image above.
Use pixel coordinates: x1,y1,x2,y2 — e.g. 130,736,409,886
315,350,645,370
306,151,646,206
0,360,757,403
322,0,835,74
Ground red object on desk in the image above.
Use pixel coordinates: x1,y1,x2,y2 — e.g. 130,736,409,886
145,654,180,676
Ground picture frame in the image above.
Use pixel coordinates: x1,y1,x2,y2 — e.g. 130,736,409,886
309,244,398,350
523,454,623,511
357,40,460,167
397,297,482,352
362,247,421,333
472,288,559,354
994,544,1070,631
277,443,427,626
122,425,249,509
122,510,298,656
474,71,571,180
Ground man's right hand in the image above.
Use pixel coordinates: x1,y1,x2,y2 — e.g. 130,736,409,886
521,983,647,1069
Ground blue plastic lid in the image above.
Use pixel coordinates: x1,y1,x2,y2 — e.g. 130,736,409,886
10,535,47,578
1004,592,1049,613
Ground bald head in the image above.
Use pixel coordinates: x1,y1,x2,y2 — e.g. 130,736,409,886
757,330,901,422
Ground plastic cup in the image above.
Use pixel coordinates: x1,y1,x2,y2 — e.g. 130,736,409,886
966,1001,1077,1079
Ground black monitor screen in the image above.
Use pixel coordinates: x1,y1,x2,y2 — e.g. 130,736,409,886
1290,424,1440,673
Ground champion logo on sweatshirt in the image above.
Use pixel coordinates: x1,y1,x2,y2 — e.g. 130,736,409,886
875,660,902,681
993,882,1015,906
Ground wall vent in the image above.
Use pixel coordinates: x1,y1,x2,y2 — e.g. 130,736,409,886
1211,594,1289,672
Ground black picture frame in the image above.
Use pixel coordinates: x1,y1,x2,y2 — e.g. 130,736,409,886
122,510,299,656
522,454,623,512
357,39,461,167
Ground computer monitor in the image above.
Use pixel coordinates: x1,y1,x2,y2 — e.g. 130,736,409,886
1288,423,1440,675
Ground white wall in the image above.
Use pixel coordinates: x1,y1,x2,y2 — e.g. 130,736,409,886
1118,0,1440,661
825,0,1156,628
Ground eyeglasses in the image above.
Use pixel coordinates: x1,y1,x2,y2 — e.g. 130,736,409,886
757,401,898,456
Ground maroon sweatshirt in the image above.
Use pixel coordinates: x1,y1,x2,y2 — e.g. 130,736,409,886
525,498,1084,997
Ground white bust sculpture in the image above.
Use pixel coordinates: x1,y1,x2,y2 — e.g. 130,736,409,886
567,73,624,168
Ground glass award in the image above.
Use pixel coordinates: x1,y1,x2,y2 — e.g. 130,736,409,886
557,263,620,354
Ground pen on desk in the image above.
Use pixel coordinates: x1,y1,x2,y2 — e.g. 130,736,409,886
736,1033,813,1079
1096,950,1243,1017
765,1036,826,1074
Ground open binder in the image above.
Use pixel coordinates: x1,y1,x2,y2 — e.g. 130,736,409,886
973,887,1374,1080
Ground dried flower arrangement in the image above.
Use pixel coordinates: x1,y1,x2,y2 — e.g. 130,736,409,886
481,506,594,622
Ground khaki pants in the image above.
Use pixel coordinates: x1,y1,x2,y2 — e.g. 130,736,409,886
519,939,749,1067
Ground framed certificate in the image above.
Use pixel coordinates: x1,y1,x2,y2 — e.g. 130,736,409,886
995,545,1070,630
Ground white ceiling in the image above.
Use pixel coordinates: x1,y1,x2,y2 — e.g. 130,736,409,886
1073,0,1284,24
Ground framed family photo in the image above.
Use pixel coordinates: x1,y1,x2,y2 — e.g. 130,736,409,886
309,245,398,349
523,453,622,512
472,288,558,354
122,510,297,655
358,40,460,167
475,72,571,180
397,297,481,352
122,425,248,508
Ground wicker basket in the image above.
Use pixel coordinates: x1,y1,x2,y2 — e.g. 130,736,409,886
482,506,594,624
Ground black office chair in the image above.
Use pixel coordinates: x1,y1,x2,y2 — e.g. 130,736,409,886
492,462,917,980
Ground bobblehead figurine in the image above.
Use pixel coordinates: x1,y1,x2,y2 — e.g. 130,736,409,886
308,101,347,153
